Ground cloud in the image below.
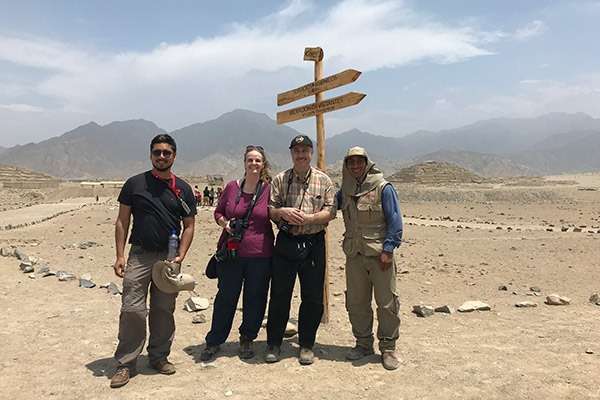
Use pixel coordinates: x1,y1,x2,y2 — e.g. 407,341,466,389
519,79,543,85
514,20,547,40
0,0,496,121
0,103,45,112
466,75,600,119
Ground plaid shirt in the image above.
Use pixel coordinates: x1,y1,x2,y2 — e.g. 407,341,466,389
270,166,336,235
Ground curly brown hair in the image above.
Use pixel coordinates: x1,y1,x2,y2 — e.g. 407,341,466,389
244,145,271,183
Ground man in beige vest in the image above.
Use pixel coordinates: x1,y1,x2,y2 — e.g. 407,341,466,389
337,146,403,370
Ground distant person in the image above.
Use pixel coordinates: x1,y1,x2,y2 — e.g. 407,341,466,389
110,134,197,388
265,135,336,365
337,146,403,371
216,186,223,202
210,187,216,206
200,145,274,361
203,186,210,206
193,185,202,206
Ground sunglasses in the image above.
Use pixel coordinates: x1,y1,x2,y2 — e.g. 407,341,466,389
151,149,174,158
246,145,264,151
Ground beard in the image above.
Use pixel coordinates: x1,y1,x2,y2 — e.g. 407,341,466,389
152,160,173,171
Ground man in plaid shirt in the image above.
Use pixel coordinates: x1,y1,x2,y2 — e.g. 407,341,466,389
265,134,336,365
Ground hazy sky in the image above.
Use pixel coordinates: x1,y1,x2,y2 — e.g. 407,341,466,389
1,0,600,147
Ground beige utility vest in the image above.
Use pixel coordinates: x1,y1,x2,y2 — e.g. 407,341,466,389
341,180,388,257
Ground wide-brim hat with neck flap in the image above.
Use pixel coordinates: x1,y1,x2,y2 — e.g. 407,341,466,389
152,260,196,293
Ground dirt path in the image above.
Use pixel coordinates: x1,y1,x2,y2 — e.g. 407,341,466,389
0,197,109,230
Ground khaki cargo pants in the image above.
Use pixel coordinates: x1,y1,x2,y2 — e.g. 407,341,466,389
345,253,400,352
114,245,178,368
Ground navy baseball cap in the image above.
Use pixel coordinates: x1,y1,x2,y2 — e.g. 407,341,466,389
289,135,313,149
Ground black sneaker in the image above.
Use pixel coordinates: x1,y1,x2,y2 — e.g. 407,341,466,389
264,345,281,363
239,336,255,360
299,347,314,365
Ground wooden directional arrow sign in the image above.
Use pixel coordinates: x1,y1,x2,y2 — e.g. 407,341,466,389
277,69,362,106
277,91,366,124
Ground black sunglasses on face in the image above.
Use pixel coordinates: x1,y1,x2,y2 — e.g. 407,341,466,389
151,149,173,158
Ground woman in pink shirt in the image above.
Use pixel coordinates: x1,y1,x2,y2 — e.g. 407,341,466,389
200,145,274,361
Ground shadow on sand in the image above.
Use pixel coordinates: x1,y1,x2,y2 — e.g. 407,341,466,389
183,337,381,367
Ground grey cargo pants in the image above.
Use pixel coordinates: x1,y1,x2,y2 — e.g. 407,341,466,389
345,253,400,352
114,245,177,368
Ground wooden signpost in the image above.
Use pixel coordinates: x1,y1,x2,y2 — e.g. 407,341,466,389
276,47,366,322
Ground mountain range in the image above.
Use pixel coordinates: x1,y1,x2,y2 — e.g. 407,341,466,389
1,110,599,179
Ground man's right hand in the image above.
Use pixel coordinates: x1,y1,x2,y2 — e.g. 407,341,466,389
114,256,126,278
279,207,305,225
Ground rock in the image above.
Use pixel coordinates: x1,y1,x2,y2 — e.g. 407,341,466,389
0,247,15,257
333,292,343,297
515,301,537,308
79,278,96,288
106,282,121,295
19,261,34,273
589,293,600,305
530,286,542,293
458,301,491,312
434,305,453,314
78,241,101,250
498,285,508,291
412,305,435,317
545,294,570,306
184,297,210,312
192,313,207,324
199,362,216,370
585,349,594,354
56,271,76,281
284,321,298,337
225,390,233,397
36,265,56,277
28,273,36,279
14,248,29,261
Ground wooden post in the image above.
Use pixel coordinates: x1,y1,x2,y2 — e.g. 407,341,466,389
305,47,329,323
278,47,365,323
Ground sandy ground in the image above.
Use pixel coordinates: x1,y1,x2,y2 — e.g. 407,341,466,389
1,174,600,400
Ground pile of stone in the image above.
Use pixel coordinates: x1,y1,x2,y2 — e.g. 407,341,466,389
387,161,486,185
0,164,60,189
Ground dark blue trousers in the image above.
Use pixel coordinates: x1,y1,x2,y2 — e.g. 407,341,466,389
205,257,271,346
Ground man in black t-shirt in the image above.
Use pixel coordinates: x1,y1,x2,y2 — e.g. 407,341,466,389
110,134,197,389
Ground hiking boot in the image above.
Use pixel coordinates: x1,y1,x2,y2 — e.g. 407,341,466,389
239,336,255,360
299,347,314,365
382,350,400,370
150,359,176,375
264,345,281,363
345,345,375,361
200,344,220,362
110,366,131,388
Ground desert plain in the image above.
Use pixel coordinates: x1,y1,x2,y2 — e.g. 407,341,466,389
1,173,599,400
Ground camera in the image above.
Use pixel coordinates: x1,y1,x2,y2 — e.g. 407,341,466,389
229,218,248,240
278,219,291,233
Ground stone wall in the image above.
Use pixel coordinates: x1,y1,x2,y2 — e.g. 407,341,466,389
0,165,60,189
